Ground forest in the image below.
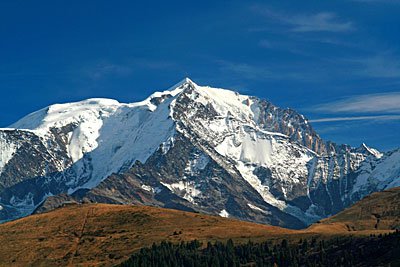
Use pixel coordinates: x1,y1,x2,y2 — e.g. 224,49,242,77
119,230,400,267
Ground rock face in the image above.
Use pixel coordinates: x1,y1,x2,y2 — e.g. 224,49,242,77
0,78,399,228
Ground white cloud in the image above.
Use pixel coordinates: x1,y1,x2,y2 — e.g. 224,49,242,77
252,7,354,33
313,92,400,113
309,115,400,123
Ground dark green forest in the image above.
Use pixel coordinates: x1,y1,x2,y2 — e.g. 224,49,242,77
119,230,400,267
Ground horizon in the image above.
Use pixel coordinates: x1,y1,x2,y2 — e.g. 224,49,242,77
1,1,400,151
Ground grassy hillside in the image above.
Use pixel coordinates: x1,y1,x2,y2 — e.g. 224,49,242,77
0,187,399,266
308,187,400,232
0,203,296,266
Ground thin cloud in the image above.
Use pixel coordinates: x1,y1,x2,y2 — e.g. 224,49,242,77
309,115,400,123
252,6,354,33
352,53,400,78
217,60,274,80
291,13,354,33
353,0,400,3
216,60,315,82
83,59,176,80
313,92,400,113
0,71,72,77
258,39,273,48
86,63,132,80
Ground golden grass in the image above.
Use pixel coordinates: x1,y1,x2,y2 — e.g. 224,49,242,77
0,203,395,266
0,204,294,266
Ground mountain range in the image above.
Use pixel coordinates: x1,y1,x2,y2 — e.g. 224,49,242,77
0,78,399,229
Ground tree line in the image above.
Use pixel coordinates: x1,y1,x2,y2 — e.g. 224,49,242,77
119,230,400,267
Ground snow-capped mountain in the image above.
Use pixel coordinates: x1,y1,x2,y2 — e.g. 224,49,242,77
0,78,399,228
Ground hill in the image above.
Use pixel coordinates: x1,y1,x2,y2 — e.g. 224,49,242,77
308,186,400,232
1,185,399,266
0,203,296,266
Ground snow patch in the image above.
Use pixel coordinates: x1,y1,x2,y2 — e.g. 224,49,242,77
219,209,229,218
362,143,383,159
236,161,286,210
0,135,18,174
196,85,255,121
141,184,154,192
215,131,272,166
247,203,269,214
161,136,175,155
160,181,201,204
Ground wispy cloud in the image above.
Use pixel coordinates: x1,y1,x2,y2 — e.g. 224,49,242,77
140,61,176,69
313,92,400,113
252,6,354,33
216,60,274,80
300,36,361,48
350,53,400,79
86,62,132,80
83,59,176,80
309,114,400,123
216,60,314,81
258,39,273,48
353,0,400,3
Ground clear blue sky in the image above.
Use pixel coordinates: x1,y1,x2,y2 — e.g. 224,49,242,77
1,0,399,151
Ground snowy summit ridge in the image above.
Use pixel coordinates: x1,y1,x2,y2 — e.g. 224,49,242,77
0,78,398,228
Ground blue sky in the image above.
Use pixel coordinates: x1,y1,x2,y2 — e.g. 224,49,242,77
0,0,399,151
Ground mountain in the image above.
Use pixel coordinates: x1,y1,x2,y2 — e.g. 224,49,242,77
0,78,399,228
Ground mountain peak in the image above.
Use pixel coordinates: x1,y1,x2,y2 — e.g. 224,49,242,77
167,77,197,91
183,77,194,84
181,77,197,86
356,143,382,158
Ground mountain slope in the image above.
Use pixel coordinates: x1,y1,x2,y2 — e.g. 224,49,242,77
0,199,396,266
0,78,399,228
308,186,400,232
0,203,294,266
0,85,182,221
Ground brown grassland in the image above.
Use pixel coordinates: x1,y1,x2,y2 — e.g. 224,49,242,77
0,196,396,267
